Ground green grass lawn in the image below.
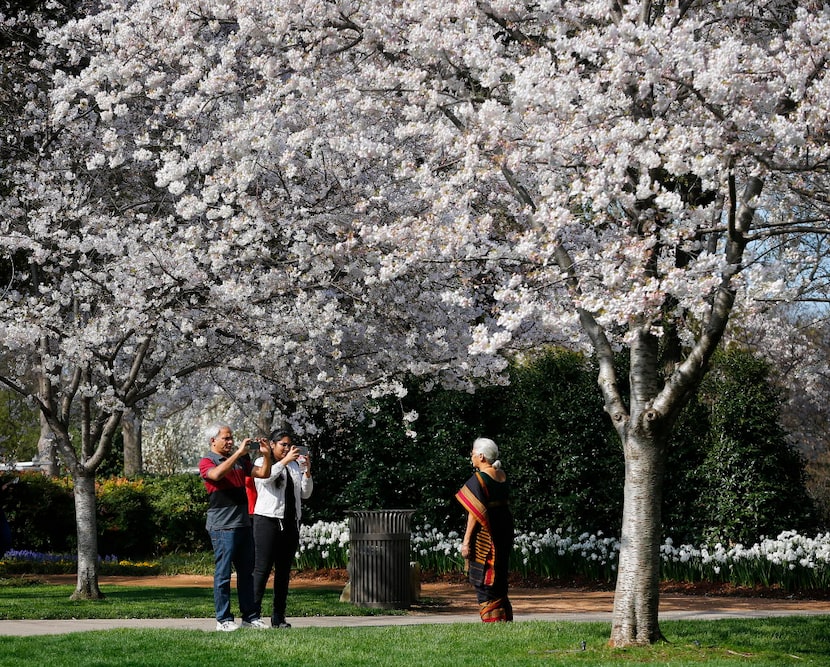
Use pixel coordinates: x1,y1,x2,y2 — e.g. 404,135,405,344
0,582,395,620
1,618,829,666
0,582,829,666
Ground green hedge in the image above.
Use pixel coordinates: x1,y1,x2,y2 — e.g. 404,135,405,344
2,473,209,558
1,473,76,553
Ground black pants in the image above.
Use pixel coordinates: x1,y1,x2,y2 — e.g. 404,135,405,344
252,514,299,623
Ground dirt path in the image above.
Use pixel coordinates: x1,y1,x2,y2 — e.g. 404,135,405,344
39,574,830,616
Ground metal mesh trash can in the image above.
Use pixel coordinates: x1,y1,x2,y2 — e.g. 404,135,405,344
348,509,415,609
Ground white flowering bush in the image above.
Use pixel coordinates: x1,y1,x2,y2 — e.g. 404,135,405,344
660,531,830,591
411,524,464,574
293,523,830,591
513,529,620,581
296,520,351,571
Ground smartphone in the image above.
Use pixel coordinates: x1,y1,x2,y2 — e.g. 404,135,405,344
296,446,309,472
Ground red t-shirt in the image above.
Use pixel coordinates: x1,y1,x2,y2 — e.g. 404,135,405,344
199,452,253,530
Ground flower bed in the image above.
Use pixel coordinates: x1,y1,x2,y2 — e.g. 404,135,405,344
3,524,829,591
0,550,161,576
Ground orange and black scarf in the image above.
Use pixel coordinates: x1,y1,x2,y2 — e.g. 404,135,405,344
455,472,513,621
455,472,497,587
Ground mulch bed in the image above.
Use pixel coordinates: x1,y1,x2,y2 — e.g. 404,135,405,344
293,567,830,600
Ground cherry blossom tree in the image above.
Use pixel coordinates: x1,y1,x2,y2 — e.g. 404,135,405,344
0,1,283,599
1,0,501,599
270,1,827,645
13,0,830,645
365,1,828,646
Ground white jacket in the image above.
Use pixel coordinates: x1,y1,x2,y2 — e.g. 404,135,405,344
252,458,313,527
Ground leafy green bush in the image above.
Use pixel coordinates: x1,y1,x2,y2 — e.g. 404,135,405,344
694,349,819,543
303,348,623,535
144,474,210,554
3,473,210,558
486,350,623,534
1,472,75,553
3,347,820,562
0,390,40,464
96,478,154,557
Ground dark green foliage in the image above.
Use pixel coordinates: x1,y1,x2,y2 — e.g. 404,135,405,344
96,479,155,557
301,387,480,530
487,352,622,534
692,349,818,543
96,431,125,478
1,472,76,552
96,475,210,557
664,395,711,543
669,349,820,543
306,347,818,543
0,390,40,464
144,474,210,554
2,348,819,559
2,474,209,558
304,349,623,535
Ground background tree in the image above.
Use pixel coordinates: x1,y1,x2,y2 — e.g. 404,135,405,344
2,0,506,601
0,0,248,598
0,390,39,464
265,1,829,646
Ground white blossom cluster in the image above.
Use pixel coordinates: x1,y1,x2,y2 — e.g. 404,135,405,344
2,0,828,431
296,519,351,570
661,531,830,587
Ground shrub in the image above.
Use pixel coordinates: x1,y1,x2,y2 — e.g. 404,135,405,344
144,474,210,554
96,478,155,557
1,473,75,553
693,349,819,543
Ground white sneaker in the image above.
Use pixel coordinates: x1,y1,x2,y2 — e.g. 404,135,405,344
241,617,270,629
216,620,239,632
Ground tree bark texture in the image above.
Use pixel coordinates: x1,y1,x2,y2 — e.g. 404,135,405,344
37,412,59,477
70,472,104,600
609,425,666,646
122,412,143,477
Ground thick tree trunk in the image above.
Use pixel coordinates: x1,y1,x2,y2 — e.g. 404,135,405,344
70,472,104,600
609,427,666,646
37,413,59,477
122,411,143,477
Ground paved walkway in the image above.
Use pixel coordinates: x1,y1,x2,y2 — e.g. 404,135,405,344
0,609,830,637
3,576,829,636
3,607,830,636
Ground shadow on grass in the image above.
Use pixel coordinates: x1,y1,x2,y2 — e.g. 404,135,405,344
0,584,400,620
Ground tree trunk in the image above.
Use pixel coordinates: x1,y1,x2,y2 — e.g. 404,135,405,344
122,411,143,477
37,412,59,477
70,472,104,600
609,426,666,646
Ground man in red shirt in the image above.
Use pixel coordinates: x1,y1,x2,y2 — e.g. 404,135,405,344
199,425,271,631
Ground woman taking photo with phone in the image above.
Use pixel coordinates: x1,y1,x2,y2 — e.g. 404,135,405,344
250,431,313,628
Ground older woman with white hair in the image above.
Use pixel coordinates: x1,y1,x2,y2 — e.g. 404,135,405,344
455,437,514,622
